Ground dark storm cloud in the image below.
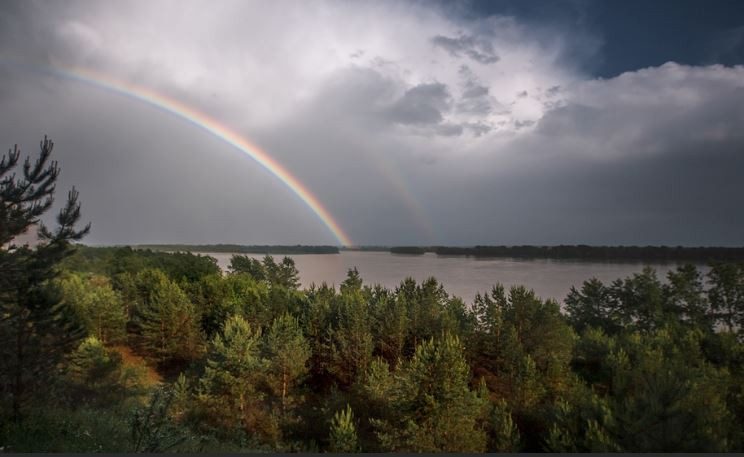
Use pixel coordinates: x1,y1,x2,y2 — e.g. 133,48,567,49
455,65,493,116
450,0,744,77
462,122,491,137
417,63,744,245
431,34,500,64
1,0,743,246
386,82,452,125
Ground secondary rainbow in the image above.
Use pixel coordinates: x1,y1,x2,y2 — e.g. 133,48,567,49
7,59,353,246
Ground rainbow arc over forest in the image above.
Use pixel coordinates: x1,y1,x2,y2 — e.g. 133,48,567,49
6,60,353,246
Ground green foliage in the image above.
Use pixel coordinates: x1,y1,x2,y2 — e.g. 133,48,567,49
228,254,266,280
0,404,132,452
665,264,711,329
369,333,488,452
566,267,685,334
607,328,732,451
340,267,363,293
369,286,408,367
708,262,744,333
64,337,148,407
329,404,359,452
0,137,90,421
468,285,576,448
543,389,619,452
328,277,374,387
58,273,127,344
263,313,310,414
565,278,618,334
8,216,744,454
129,268,204,365
129,386,189,452
192,272,269,339
263,255,301,289
196,314,267,438
487,398,521,452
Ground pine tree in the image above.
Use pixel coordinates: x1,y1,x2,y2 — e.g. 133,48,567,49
664,264,711,329
131,269,203,364
371,333,488,452
329,284,374,386
565,278,619,333
228,254,265,280
370,286,408,367
197,314,266,435
607,328,733,451
708,262,744,333
0,137,90,421
261,255,300,289
487,398,521,452
64,336,146,407
339,267,362,294
58,273,126,344
263,313,310,415
329,404,359,452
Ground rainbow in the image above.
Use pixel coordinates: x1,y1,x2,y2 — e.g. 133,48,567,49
3,59,353,246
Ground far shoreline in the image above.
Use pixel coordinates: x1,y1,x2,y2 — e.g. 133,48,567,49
119,243,744,262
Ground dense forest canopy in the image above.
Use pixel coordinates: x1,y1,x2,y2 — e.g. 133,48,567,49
3,243,744,452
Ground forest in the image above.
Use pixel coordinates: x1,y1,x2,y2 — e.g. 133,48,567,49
3,248,744,452
2,140,744,453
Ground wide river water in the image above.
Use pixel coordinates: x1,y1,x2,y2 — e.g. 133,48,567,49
205,251,704,304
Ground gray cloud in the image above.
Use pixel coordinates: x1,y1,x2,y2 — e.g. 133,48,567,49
431,34,500,64
455,65,493,116
386,82,451,125
0,1,742,247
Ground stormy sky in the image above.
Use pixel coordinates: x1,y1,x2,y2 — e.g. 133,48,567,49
1,0,743,246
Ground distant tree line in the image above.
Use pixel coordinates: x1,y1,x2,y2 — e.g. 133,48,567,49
340,246,390,252
136,244,340,254
433,245,744,261
389,246,427,255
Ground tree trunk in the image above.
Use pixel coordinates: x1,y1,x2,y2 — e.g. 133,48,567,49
13,311,24,422
282,370,287,414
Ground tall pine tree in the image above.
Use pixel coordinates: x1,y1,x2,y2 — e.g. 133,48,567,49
0,137,90,421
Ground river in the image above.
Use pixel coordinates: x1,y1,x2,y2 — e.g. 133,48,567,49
204,251,704,304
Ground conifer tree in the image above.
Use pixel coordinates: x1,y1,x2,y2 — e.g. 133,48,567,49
131,269,203,364
263,313,310,414
228,254,265,280
64,336,146,407
565,278,618,333
371,333,487,452
329,281,374,386
261,255,300,289
708,262,744,333
369,286,408,367
0,137,90,421
329,404,359,452
607,328,732,451
58,273,126,344
487,398,521,452
197,314,266,434
664,264,711,329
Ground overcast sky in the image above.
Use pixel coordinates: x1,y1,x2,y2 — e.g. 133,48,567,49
1,0,743,246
